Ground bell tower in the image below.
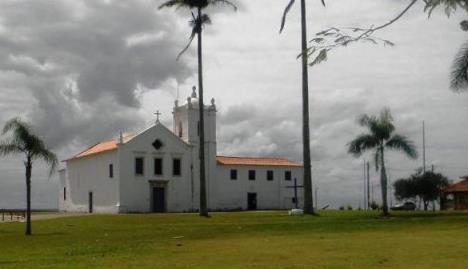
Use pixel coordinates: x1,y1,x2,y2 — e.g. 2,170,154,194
173,86,217,145
172,86,218,209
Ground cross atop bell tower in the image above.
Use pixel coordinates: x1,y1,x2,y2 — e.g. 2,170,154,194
191,86,197,98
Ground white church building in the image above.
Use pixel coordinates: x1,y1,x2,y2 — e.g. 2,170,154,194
59,88,304,213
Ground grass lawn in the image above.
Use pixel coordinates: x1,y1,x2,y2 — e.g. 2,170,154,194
0,210,467,269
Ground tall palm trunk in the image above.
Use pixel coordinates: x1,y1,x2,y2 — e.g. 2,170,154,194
300,0,314,214
380,147,389,216
197,7,208,217
25,156,32,235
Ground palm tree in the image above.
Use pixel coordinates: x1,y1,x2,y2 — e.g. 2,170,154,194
279,0,324,214
0,118,57,235
158,0,236,217
347,108,417,216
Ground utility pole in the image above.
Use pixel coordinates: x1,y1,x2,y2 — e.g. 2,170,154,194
387,170,392,207
423,121,426,172
366,161,370,211
314,185,319,209
363,159,367,210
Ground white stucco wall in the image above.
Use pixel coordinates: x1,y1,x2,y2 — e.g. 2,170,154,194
60,150,120,213
118,124,195,213
60,91,304,213
214,165,304,210
58,169,68,211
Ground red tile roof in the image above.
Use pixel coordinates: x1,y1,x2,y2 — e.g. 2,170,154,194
67,137,301,168
68,135,134,161
216,156,302,167
444,179,468,193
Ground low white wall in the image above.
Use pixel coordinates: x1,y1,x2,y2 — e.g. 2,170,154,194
214,165,304,210
60,150,120,214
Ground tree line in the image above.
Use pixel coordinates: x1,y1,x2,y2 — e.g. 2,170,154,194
393,170,450,211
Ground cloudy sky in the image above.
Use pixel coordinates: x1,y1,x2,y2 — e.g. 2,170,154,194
0,0,467,209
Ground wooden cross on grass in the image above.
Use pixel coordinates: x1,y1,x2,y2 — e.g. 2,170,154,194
285,178,303,209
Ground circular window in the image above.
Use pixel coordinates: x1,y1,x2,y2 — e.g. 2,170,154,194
152,139,163,150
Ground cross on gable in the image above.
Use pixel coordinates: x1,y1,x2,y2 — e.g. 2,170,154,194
154,110,162,123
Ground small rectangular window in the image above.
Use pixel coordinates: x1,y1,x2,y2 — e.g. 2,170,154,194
267,170,274,181
285,171,292,181
173,158,181,176
109,164,113,178
248,170,256,180
230,169,237,180
135,157,144,175
154,158,163,175
64,187,66,201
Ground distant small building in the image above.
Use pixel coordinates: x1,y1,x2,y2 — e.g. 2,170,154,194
443,176,468,210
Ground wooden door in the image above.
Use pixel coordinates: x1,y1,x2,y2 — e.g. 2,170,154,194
88,192,93,213
152,187,165,213
247,193,257,210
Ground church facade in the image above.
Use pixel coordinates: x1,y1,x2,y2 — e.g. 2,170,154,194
59,88,304,213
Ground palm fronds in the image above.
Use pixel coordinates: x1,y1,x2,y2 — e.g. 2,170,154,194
358,114,377,128
39,148,58,177
209,0,237,11
1,118,58,176
177,13,212,60
358,113,393,141
279,0,326,33
450,40,468,91
279,0,295,33
347,134,379,157
159,0,236,10
0,142,24,155
348,108,417,167
158,0,185,9
160,0,233,60
386,134,418,159
423,0,468,17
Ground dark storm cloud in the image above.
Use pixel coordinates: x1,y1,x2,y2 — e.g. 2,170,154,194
0,0,194,149
0,0,197,208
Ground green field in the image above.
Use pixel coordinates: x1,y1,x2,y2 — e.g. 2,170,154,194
0,211,467,269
